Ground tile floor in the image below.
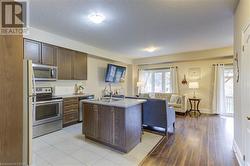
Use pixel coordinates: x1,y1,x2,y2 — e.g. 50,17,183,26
32,123,163,166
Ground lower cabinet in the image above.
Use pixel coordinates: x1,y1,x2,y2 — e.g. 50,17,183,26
83,103,141,152
84,104,124,145
98,105,115,144
63,97,79,127
63,112,78,126
113,107,125,147
84,104,98,138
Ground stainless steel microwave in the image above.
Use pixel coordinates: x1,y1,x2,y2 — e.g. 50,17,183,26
32,64,57,81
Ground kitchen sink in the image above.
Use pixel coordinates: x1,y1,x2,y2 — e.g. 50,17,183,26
88,97,123,103
101,97,123,102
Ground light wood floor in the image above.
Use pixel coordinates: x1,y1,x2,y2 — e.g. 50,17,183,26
141,115,238,166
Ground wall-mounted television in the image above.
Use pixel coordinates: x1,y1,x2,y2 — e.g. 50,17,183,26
105,64,126,83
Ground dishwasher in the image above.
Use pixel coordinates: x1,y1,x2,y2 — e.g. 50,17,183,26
79,95,95,122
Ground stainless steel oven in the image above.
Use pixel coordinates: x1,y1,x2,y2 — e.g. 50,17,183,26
33,64,57,81
33,99,62,126
33,87,63,138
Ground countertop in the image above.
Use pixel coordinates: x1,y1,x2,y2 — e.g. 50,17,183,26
81,98,146,108
57,93,93,98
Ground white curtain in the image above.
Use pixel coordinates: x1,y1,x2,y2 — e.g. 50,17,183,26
170,67,179,94
138,70,152,93
212,64,226,114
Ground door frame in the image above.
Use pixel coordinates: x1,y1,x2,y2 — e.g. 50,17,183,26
241,21,250,166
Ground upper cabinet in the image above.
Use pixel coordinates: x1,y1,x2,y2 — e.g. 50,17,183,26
57,48,88,80
24,38,88,80
72,51,87,80
24,39,41,64
24,39,57,66
41,43,57,66
57,47,73,80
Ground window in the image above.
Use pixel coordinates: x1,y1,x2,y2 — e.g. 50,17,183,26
154,72,162,92
224,67,234,115
165,72,171,92
139,69,171,93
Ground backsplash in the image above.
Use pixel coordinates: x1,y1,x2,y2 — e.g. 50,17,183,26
36,80,85,96
35,80,126,97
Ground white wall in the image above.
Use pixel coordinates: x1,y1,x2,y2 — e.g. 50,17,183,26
135,58,233,114
133,47,233,65
126,64,136,96
84,56,128,97
234,0,250,165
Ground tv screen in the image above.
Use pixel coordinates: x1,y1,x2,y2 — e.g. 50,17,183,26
105,64,126,83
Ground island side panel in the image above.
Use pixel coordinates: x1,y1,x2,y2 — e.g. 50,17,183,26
83,102,143,153
114,107,125,147
83,103,99,139
98,105,114,144
125,104,142,152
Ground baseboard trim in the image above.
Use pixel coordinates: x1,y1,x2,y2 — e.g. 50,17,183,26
233,140,244,166
200,108,213,114
176,112,186,116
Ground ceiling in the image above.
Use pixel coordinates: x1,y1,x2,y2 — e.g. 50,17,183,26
29,0,237,59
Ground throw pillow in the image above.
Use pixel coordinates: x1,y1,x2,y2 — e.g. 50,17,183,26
176,97,182,104
149,93,156,98
170,94,181,104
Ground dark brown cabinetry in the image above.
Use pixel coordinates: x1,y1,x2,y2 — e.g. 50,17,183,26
57,48,87,80
24,39,87,80
24,39,41,63
41,43,57,66
63,97,79,127
98,105,114,144
83,103,142,152
84,104,99,138
0,35,24,164
24,39,57,66
113,107,125,147
72,51,87,80
57,47,73,80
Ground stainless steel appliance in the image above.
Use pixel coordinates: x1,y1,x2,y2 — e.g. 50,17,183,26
23,59,36,165
79,95,95,122
32,64,57,81
33,87,63,138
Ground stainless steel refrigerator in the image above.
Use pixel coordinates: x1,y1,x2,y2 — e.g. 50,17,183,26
23,59,36,165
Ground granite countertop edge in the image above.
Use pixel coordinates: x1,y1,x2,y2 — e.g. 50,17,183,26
56,93,93,98
81,99,146,108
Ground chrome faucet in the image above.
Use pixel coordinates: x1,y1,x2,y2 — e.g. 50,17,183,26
109,83,112,102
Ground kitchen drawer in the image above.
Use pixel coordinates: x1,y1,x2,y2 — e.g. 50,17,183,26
84,104,98,111
64,101,78,107
64,105,78,113
63,112,78,125
63,97,78,105
64,108,78,114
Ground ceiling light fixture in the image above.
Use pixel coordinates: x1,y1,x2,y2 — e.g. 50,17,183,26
143,46,159,53
88,12,106,24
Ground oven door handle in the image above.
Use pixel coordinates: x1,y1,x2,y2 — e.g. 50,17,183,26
36,99,63,105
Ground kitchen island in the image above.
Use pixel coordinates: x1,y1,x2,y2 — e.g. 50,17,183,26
82,98,146,152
